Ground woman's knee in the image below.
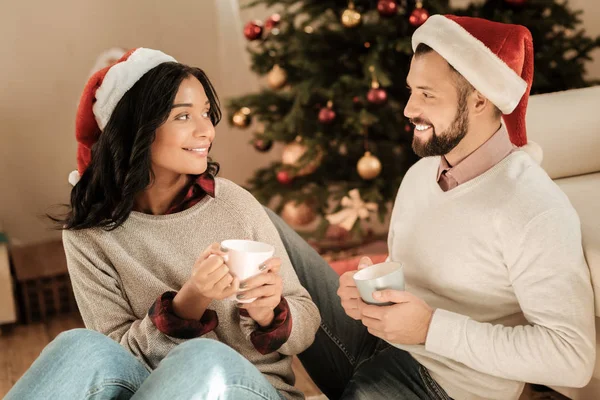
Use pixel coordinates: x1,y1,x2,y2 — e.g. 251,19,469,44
49,328,139,371
167,338,250,371
48,328,109,354
176,338,239,358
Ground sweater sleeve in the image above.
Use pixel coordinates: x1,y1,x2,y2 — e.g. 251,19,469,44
63,230,218,370
239,298,293,355
425,207,596,388
221,189,321,355
149,291,218,338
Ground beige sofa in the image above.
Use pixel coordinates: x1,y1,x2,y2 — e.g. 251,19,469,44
526,85,600,399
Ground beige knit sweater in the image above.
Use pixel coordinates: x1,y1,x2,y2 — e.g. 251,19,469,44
63,178,321,400
389,152,596,400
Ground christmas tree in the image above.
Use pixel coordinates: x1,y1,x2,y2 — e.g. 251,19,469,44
226,0,599,245
456,0,600,94
227,0,450,244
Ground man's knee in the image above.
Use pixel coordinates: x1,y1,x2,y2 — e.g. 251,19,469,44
263,206,287,232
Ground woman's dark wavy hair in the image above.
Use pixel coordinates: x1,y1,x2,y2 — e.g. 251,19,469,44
51,62,221,231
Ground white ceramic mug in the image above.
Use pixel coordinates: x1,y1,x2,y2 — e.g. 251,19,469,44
219,239,274,303
352,261,405,305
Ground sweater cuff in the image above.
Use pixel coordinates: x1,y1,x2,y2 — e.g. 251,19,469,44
149,291,218,339
239,297,292,355
425,308,469,359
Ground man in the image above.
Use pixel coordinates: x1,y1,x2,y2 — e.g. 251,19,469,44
265,15,595,400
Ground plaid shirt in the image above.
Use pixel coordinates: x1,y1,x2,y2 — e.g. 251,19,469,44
148,174,292,354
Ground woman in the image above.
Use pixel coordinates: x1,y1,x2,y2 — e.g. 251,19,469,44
6,48,320,400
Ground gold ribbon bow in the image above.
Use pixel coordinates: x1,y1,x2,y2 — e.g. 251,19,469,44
326,189,378,231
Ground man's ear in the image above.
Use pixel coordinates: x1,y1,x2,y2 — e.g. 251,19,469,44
470,90,491,117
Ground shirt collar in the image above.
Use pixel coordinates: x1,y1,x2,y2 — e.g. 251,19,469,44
164,173,215,215
193,173,216,198
437,125,515,185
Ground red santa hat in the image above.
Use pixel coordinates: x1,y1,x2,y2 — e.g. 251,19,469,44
88,47,127,78
411,15,543,163
69,47,177,185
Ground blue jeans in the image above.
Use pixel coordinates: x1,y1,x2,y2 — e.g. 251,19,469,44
264,207,452,400
6,329,284,400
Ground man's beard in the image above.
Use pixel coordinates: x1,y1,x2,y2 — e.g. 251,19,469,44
411,94,469,158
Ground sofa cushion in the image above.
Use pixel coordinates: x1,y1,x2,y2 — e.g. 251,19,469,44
555,172,600,316
527,86,600,179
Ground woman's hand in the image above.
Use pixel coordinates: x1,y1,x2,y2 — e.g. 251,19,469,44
173,243,239,320
236,257,283,327
190,243,240,300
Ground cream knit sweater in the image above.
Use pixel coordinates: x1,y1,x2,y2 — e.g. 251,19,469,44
389,151,596,400
63,178,320,400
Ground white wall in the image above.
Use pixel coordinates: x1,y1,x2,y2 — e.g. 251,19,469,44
571,0,600,79
0,0,278,245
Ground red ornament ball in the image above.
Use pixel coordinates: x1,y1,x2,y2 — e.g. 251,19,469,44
326,224,351,241
377,0,398,17
244,21,263,41
253,137,273,152
277,170,293,185
367,87,388,104
409,7,429,27
265,14,281,30
318,107,336,124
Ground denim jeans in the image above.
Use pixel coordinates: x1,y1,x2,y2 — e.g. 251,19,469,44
264,207,451,400
6,328,285,400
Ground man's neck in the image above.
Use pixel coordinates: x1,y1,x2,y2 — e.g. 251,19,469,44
445,121,502,167
134,173,189,215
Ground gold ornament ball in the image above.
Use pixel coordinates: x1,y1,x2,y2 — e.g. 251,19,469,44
281,200,317,226
341,7,362,28
357,151,382,180
282,141,323,176
267,65,287,89
232,107,251,128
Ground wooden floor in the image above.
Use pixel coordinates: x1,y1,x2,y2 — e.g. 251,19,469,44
0,314,570,400
0,314,321,398
0,314,84,397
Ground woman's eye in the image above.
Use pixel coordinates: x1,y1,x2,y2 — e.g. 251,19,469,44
176,113,190,121
202,111,210,118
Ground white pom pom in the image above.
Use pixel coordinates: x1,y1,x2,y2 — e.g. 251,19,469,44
520,141,543,165
68,170,81,186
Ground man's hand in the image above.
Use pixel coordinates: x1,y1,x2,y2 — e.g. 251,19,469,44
337,257,373,320
360,290,434,345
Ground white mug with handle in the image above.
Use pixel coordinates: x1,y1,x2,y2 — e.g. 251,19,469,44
217,239,275,303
